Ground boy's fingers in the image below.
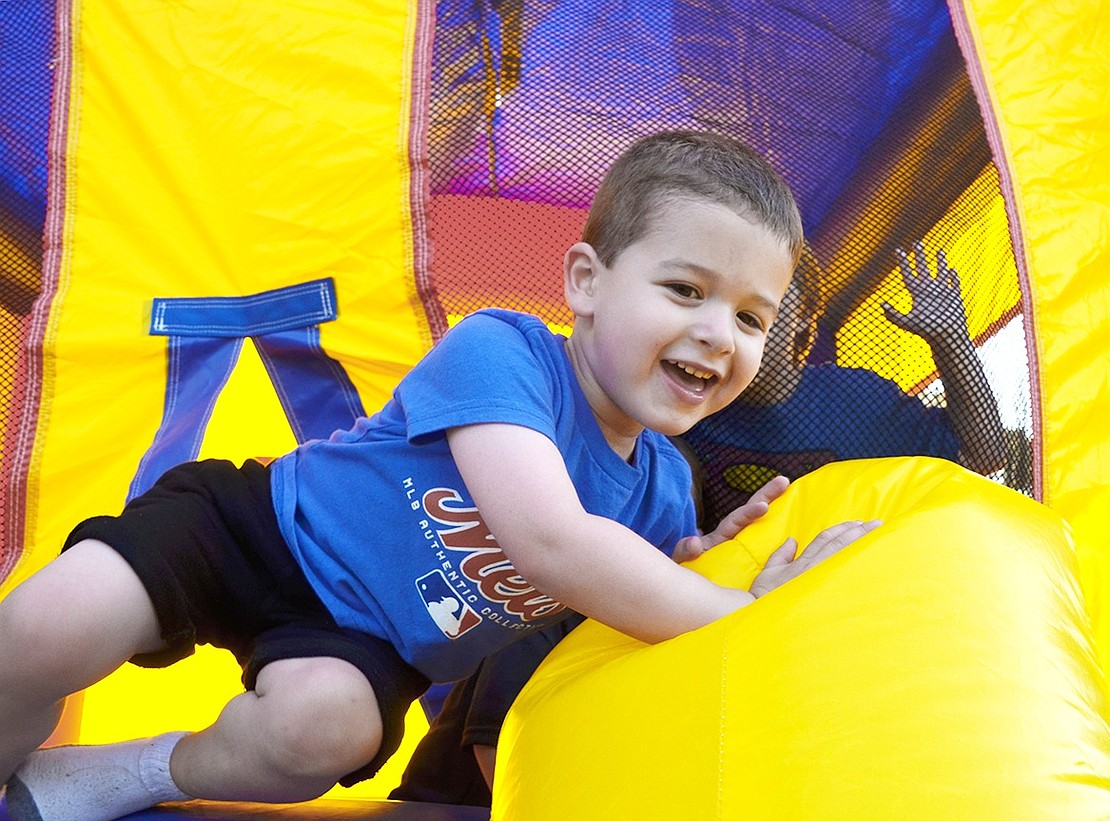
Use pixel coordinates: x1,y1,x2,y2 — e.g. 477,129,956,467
945,257,961,290
717,501,769,537
682,485,793,563
881,301,908,328
914,240,929,275
748,475,789,506
672,535,703,563
764,537,797,567
807,519,882,558
714,477,788,540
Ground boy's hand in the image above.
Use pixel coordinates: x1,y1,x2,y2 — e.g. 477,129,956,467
882,242,970,348
749,519,881,598
673,475,790,563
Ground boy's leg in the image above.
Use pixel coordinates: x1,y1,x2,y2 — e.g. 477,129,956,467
170,656,384,802
6,732,189,821
6,657,385,820
0,540,164,783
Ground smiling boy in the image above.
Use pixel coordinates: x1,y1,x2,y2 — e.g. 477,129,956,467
0,131,878,820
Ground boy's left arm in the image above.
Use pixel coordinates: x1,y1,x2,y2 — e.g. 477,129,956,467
882,242,1007,475
448,424,871,646
448,423,753,644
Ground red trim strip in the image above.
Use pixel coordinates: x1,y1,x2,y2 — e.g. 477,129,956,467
408,0,449,344
0,0,73,582
946,0,1043,500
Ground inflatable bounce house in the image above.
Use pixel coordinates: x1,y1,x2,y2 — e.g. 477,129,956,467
1,1,1108,818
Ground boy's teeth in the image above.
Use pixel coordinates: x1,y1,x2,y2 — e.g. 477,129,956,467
670,361,712,380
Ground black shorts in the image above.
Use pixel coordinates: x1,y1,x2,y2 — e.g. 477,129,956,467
389,614,584,806
63,458,429,785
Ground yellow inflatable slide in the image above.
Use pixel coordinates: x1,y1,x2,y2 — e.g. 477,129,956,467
0,0,1106,812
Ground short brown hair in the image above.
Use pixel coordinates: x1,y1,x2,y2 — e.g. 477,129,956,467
582,130,804,267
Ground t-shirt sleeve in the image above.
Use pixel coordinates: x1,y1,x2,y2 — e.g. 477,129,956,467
397,313,562,445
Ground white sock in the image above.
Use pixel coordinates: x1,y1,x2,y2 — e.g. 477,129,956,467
6,732,191,821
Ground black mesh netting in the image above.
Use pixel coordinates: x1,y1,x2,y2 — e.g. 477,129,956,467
0,3,1036,581
422,0,1033,527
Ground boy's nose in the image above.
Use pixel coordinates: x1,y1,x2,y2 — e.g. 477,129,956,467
693,310,735,355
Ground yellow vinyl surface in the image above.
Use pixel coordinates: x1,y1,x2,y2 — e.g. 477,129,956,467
496,458,1110,819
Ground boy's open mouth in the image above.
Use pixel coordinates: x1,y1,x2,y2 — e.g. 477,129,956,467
663,359,717,393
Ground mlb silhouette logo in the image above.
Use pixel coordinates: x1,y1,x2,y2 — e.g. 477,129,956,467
416,570,482,639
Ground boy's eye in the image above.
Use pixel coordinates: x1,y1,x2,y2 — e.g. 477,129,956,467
667,283,700,299
737,312,764,330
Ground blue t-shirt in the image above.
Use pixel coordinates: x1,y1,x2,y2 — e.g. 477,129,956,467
271,309,696,682
684,363,959,525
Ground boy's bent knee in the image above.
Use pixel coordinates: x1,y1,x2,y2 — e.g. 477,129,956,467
254,657,384,780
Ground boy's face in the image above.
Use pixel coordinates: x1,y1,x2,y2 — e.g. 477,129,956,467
564,196,794,455
738,280,814,405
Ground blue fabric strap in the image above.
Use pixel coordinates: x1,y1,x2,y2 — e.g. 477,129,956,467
128,335,243,501
254,325,366,443
129,278,365,501
150,278,338,337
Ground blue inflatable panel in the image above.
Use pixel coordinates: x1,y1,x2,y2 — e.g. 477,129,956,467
1,798,488,821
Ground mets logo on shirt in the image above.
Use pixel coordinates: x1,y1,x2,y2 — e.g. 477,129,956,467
416,570,482,639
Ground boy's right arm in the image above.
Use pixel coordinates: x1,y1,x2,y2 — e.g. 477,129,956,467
881,242,1007,475
448,423,874,645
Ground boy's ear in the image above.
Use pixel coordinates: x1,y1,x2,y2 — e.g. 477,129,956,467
564,241,602,318
792,319,818,366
